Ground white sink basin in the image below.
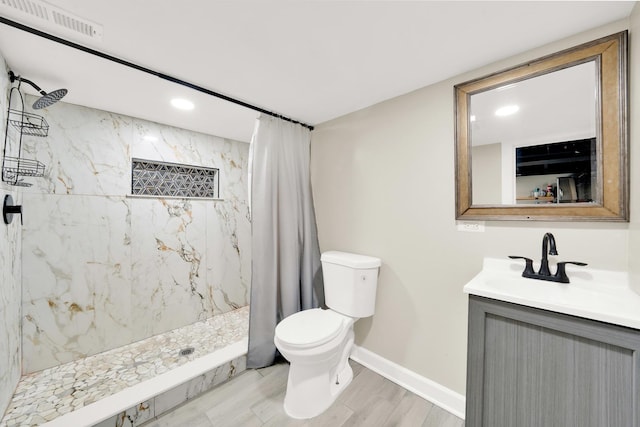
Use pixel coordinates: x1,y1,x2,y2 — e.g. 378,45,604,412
464,257,639,329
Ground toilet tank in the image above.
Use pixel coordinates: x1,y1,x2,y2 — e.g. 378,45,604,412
321,251,381,318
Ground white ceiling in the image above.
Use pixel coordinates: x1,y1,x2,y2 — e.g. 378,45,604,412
0,1,635,143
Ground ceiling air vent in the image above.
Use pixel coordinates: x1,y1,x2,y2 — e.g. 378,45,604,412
0,0,103,40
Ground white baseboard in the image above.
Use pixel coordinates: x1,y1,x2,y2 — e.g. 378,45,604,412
350,345,465,420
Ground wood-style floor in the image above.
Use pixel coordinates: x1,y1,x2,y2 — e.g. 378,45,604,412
140,360,465,427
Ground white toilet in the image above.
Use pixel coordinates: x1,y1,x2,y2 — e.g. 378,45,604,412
274,250,381,419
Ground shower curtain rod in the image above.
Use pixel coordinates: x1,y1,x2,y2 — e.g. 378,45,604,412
0,16,314,131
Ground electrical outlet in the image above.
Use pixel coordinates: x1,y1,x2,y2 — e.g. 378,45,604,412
456,221,485,232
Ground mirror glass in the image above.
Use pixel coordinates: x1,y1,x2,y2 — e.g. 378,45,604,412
470,61,598,206
455,31,628,221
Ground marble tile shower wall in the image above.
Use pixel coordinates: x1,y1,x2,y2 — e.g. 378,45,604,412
0,57,22,419
18,96,251,374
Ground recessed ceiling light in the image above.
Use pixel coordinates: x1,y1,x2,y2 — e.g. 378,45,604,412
470,115,477,122
495,105,519,117
171,98,194,110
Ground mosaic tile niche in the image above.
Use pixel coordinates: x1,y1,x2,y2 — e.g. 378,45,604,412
18,97,251,374
131,159,219,198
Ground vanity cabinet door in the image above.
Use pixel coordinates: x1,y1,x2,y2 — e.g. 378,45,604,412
466,295,640,427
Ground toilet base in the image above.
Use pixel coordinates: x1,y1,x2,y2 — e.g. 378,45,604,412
283,358,354,419
280,327,355,419
275,313,357,420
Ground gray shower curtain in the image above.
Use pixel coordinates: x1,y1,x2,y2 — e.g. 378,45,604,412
247,114,323,368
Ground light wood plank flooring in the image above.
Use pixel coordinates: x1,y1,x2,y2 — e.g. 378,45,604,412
141,360,464,427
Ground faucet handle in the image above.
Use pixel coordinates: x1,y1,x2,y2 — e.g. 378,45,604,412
508,255,535,275
3,195,22,225
554,261,588,283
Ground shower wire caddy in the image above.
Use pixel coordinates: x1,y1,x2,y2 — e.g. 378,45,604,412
8,108,49,137
2,86,47,187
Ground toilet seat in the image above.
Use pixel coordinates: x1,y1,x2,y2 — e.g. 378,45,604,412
275,309,347,349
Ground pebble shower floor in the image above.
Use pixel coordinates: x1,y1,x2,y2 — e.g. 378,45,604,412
0,306,249,426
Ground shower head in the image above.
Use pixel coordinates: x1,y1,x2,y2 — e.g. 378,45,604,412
8,71,68,109
32,88,68,109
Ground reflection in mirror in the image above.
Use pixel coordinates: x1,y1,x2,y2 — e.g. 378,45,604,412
455,31,628,221
470,62,598,206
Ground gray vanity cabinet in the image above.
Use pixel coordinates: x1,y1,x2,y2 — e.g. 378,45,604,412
466,295,640,427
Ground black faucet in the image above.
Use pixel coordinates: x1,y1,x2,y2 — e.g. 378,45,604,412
538,232,557,276
509,232,587,283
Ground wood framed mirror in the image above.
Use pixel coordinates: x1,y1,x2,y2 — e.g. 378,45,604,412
455,31,628,221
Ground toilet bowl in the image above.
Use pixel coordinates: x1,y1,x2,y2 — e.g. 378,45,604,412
274,251,381,419
274,308,355,419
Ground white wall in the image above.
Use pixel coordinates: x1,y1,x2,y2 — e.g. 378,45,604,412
311,19,631,395
471,143,501,205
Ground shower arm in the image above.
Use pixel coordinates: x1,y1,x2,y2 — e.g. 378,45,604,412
8,71,47,96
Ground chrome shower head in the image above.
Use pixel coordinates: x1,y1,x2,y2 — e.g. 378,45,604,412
8,71,68,109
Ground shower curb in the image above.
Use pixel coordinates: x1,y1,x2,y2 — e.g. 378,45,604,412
41,338,248,427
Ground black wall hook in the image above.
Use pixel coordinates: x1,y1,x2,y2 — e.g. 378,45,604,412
3,195,22,225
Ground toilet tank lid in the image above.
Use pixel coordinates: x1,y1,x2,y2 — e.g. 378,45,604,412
321,251,381,268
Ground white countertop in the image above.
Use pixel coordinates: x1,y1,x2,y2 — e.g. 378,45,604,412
463,257,639,329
